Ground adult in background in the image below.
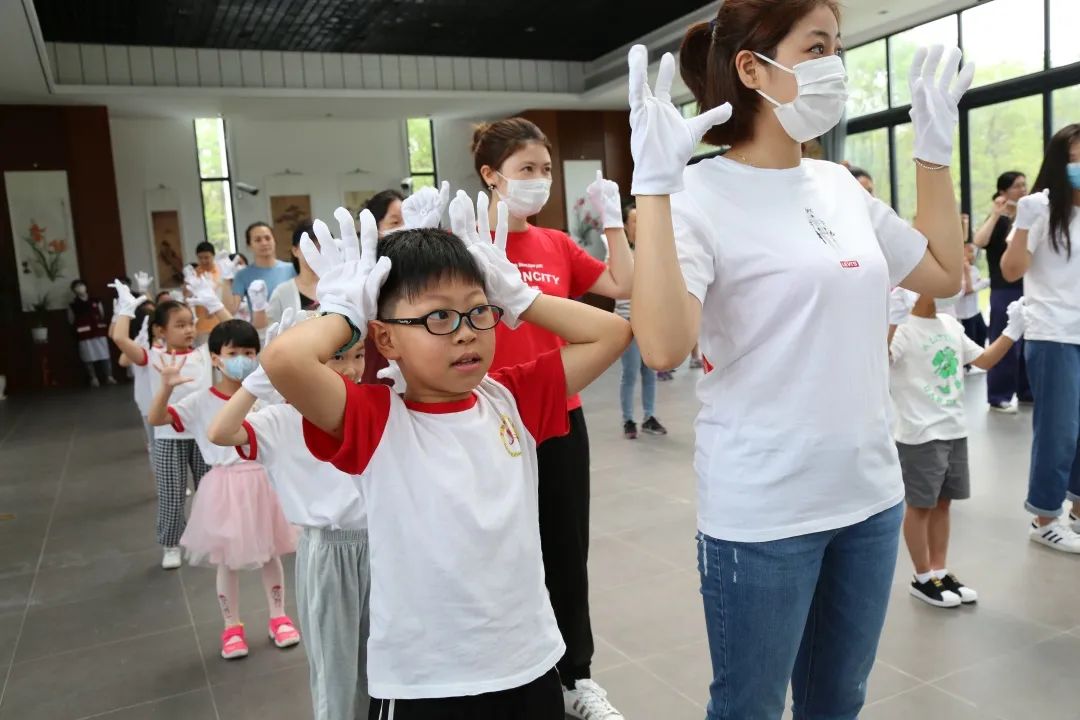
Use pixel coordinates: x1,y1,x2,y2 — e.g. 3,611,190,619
68,278,115,386
266,221,321,325
628,0,973,715
850,165,875,196
192,241,222,343
973,171,1031,411
1001,123,1080,552
222,222,296,319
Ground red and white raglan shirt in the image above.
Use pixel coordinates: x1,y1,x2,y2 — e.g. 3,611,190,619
168,386,248,467
136,345,212,441
303,349,570,700
237,403,365,530
491,225,606,411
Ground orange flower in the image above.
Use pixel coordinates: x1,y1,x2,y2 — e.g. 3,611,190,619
48,239,67,253
29,223,46,244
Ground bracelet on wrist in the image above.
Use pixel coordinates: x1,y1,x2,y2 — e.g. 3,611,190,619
320,312,363,354
913,158,949,171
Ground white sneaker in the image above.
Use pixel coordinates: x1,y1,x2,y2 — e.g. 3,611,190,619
161,546,183,569
1029,520,1080,553
1070,512,1080,534
989,401,1017,413
564,679,624,720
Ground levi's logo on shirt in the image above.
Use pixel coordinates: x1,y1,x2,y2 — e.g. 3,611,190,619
840,260,860,269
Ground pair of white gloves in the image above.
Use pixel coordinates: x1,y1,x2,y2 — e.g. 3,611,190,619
626,45,975,195
183,266,268,314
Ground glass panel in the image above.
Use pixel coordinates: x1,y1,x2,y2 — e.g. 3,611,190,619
1051,0,1080,67
195,118,228,179
845,40,888,117
889,16,959,107
201,180,236,253
845,129,891,202
410,174,436,191
968,96,1044,220
407,118,434,174
893,124,961,221
962,0,1045,88
1053,85,1080,133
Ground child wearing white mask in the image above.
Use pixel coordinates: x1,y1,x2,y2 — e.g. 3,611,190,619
628,0,975,715
68,278,116,386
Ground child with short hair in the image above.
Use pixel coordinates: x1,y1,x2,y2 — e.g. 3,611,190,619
207,309,370,719
147,318,300,660
890,294,1026,607
260,195,631,718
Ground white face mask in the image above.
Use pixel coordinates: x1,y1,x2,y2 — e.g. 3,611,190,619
754,53,848,143
496,172,551,218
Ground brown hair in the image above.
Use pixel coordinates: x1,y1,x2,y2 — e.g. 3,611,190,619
471,118,551,184
680,0,840,148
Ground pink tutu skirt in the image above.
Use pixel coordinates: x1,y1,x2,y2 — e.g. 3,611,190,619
180,461,298,570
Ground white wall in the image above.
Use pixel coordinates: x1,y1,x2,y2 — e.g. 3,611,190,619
433,116,490,200
110,115,411,279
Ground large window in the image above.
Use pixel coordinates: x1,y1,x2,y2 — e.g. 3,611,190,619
845,40,888,118
194,118,236,252
888,16,958,107
961,0,1044,88
1053,86,1080,133
968,96,1044,214
845,128,891,203
893,125,961,221
1051,0,1080,68
406,118,436,191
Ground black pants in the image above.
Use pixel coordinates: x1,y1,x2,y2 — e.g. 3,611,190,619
961,313,988,348
537,407,592,689
369,668,562,719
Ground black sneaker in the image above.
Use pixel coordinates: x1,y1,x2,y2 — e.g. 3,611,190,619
641,417,668,435
938,573,978,604
909,577,961,608
623,420,638,440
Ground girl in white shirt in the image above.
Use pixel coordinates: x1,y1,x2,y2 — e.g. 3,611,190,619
266,222,322,326
627,1,973,717
1000,123,1080,552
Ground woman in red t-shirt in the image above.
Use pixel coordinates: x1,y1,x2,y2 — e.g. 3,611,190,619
472,117,633,716
358,190,405,385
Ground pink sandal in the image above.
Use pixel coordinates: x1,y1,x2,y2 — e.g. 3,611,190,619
268,615,300,649
221,624,248,660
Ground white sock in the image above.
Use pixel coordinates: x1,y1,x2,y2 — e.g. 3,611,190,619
915,571,934,584
931,568,948,580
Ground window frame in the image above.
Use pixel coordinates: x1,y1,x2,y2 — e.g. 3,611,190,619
193,117,237,253
406,117,437,191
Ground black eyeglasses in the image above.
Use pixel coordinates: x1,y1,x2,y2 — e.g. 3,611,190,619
380,304,504,336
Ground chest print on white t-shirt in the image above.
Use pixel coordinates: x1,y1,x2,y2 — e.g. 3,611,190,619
498,414,523,457
804,207,840,251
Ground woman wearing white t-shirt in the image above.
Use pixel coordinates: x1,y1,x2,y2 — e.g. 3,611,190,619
627,1,973,717
266,221,321,324
1000,123,1080,552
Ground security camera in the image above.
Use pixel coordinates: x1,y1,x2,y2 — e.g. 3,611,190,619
235,182,260,196
400,177,413,193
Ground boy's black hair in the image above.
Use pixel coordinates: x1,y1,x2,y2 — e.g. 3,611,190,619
70,278,85,291
151,300,191,330
195,241,215,255
208,318,261,355
375,228,485,316
129,301,156,341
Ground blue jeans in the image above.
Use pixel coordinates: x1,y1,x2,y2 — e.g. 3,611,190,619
987,286,1032,404
620,338,656,422
1024,340,1080,517
697,503,903,720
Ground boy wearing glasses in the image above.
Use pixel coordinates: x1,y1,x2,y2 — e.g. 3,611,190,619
261,193,631,719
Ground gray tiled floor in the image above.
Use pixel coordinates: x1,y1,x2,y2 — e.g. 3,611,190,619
0,364,1076,720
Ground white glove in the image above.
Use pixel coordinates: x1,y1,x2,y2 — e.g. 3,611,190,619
402,181,451,230
377,360,407,394
168,289,186,303
908,46,975,166
182,265,198,285
215,251,237,281
627,45,732,196
248,279,269,313
241,307,296,404
1003,299,1027,341
586,171,623,230
133,271,154,293
107,278,148,318
300,207,391,338
1014,190,1050,231
449,190,539,328
888,287,917,326
185,274,224,314
134,316,151,350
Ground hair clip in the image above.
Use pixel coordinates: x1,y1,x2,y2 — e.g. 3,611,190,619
708,18,718,34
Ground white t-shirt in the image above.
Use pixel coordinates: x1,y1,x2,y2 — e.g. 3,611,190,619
147,346,213,440
890,315,984,445
240,403,365,530
131,348,155,417
671,156,927,542
304,350,569,700
168,387,244,465
1023,209,1080,344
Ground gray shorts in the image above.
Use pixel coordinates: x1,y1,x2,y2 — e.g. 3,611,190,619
896,438,970,508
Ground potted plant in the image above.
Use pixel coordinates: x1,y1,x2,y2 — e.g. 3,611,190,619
27,294,49,344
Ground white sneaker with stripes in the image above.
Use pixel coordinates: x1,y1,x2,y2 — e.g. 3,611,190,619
1029,520,1080,553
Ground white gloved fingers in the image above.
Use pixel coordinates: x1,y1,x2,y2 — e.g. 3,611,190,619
357,209,379,275
937,47,961,97
436,180,451,219
494,201,509,253
476,192,491,242
265,321,281,345
333,207,361,264
312,220,342,266
299,232,326,277
279,306,297,333
921,45,944,86
653,52,676,104
627,44,651,109
686,102,733,143
449,190,476,243
908,46,929,92
951,60,976,104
